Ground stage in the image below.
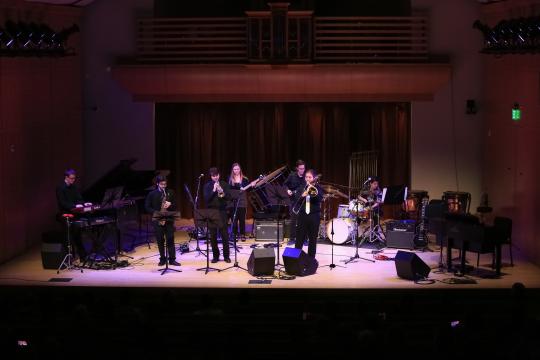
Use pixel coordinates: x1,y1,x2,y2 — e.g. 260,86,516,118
1,221,539,290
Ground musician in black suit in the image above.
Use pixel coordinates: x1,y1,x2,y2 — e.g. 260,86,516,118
284,160,306,244
55,169,87,261
203,167,231,263
294,169,323,259
145,175,180,266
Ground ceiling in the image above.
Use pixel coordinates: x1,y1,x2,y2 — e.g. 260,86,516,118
24,0,96,6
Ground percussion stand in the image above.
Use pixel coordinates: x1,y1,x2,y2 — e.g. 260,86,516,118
344,202,375,264
57,214,83,274
320,218,346,270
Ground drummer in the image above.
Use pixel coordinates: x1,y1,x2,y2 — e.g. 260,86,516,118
357,177,383,221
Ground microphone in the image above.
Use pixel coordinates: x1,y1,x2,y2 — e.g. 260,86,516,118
199,174,204,178
363,177,372,185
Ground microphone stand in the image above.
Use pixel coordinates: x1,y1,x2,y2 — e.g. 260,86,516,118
187,177,206,257
321,216,346,270
344,200,375,264
222,197,248,273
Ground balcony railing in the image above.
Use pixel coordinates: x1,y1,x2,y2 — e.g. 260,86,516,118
135,14,428,64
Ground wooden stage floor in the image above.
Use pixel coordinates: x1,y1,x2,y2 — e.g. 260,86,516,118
1,225,539,290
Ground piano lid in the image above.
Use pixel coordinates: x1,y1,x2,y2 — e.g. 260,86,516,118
82,159,157,203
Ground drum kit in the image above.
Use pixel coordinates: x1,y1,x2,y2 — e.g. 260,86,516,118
319,185,381,246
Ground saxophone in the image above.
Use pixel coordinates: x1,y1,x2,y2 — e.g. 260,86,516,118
159,190,167,225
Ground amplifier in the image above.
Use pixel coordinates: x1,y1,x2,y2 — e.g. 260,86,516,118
386,220,416,232
385,220,416,249
255,220,291,241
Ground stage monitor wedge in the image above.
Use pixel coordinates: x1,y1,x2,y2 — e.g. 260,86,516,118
247,248,275,276
394,250,430,281
282,247,318,276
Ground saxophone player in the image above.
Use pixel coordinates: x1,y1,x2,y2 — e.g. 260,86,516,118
145,175,180,266
203,167,231,263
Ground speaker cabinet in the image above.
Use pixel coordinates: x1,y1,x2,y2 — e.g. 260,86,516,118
282,247,318,276
247,248,275,276
394,250,430,280
41,243,67,270
254,220,290,241
386,230,416,249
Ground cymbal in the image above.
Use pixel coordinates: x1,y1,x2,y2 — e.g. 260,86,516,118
333,190,349,199
322,185,348,199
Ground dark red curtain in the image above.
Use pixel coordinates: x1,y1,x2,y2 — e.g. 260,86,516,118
156,102,410,218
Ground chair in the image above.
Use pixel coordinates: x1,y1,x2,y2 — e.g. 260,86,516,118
493,216,513,267
475,216,513,268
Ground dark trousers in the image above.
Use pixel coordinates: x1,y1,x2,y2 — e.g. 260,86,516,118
289,211,298,241
153,221,176,261
209,210,230,259
294,212,320,258
228,207,246,235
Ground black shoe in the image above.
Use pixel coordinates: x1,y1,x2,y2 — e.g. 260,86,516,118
169,260,181,266
158,259,166,266
224,258,231,263
211,258,219,263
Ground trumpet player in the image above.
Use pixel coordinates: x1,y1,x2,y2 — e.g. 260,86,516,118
294,169,323,259
203,167,231,263
145,175,180,266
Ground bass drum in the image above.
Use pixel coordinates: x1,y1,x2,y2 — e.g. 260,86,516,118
326,218,354,244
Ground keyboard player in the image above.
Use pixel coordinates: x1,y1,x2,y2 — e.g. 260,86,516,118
56,168,88,261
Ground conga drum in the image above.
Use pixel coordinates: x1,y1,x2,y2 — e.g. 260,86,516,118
442,191,471,214
404,190,428,213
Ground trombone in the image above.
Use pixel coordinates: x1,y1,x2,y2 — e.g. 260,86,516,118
291,176,320,215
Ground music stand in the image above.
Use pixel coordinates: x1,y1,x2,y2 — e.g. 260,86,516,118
153,210,182,275
221,197,248,273
265,183,290,269
195,208,223,274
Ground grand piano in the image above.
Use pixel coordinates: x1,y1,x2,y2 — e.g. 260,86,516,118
82,159,157,206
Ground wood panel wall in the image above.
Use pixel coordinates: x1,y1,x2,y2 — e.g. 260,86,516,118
481,0,540,266
0,0,82,264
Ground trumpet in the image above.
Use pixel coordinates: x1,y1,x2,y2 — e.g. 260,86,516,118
214,181,225,198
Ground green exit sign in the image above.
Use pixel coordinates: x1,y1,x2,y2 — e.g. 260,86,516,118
512,103,521,121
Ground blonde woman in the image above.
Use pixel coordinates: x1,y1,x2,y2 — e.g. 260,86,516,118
228,163,258,240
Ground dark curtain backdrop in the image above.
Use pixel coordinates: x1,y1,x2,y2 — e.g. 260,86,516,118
156,103,410,218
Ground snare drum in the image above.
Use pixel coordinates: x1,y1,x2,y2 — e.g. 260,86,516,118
337,204,351,218
327,218,355,244
349,200,369,219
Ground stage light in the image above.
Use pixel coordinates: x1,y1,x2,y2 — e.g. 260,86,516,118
474,16,540,54
0,20,79,57
512,103,521,121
